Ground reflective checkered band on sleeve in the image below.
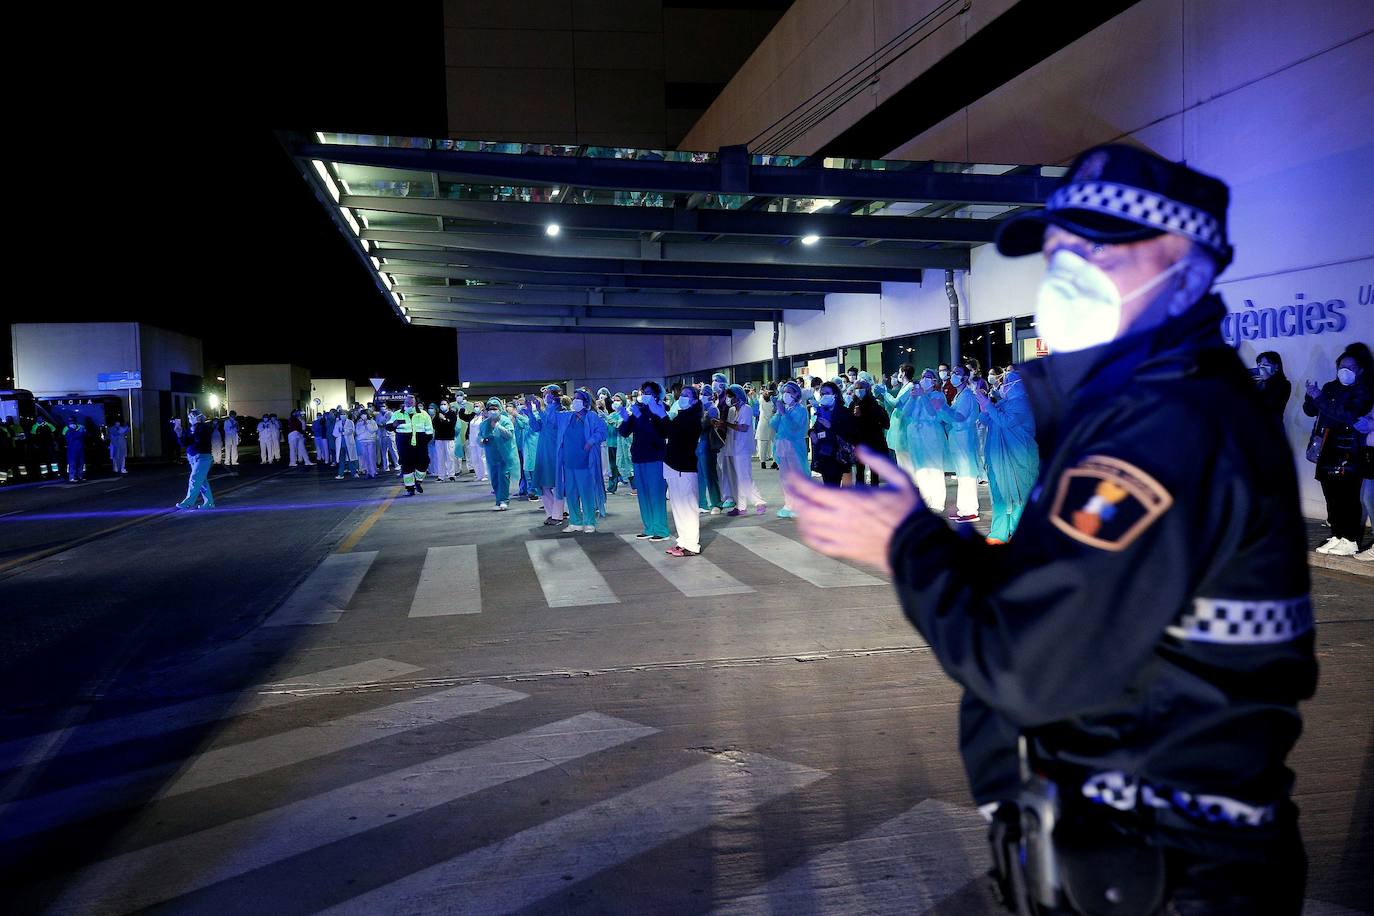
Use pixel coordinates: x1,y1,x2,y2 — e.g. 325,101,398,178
1166,596,1312,645
1048,181,1224,250
1083,771,1277,828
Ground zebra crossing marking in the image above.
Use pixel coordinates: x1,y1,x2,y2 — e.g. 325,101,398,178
525,539,619,607
322,751,828,916
0,658,419,772
0,684,527,842
264,550,379,626
717,526,884,588
48,712,657,915
711,798,989,915
409,544,482,616
619,534,755,597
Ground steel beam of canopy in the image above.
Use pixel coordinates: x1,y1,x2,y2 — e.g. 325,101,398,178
404,302,759,326
410,317,733,337
296,141,1055,206
364,229,969,270
341,194,997,244
373,247,925,283
406,312,748,330
393,286,819,310
381,263,881,295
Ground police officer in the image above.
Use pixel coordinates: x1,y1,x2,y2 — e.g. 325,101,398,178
784,144,1316,914
386,394,433,496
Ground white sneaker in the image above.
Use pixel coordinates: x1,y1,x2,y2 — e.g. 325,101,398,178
565,524,583,533
1314,537,1340,554
1326,538,1359,557
1354,546,1374,562
491,504,504,511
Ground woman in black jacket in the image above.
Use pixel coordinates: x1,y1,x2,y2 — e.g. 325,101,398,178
1304,344,1374,556
1254,350,1292,422
849,378,890,487
809,381,857,487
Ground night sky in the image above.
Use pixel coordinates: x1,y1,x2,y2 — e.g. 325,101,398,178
4,3,456,393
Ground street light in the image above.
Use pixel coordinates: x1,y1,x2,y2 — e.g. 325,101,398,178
545,223,561,237
208,393,221,412
801,234,821,246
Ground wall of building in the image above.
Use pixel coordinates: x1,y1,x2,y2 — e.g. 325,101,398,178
457,330,668,396
311,378,356,412
12,323,141,395
226,364,311,419
136,325,203,393
443,0,787,149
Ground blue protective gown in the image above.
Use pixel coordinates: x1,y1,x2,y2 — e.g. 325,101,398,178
938,387,983,478
528,405,564,491
768,401,810,475
903,388,949,471
479,413,519,504
556,409,607,526
978,388,1040,541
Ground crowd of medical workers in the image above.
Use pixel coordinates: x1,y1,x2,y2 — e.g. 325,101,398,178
286,361,1040,558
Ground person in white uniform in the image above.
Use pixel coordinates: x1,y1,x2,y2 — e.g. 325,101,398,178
107,419,129,474
255,416,273,465
721,384,766,516
222,412,240,465
355,410,379,478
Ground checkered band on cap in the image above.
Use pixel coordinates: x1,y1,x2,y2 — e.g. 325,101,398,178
1166,596,1312,645
1049,180,1225,252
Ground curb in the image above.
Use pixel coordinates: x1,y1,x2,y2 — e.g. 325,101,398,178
1309,553,1374,578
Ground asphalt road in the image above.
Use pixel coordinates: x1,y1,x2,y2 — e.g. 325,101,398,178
0,461,1370,914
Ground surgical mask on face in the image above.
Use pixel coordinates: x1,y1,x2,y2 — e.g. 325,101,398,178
440,404,448,412
783,392,797,405
1338,368,1357,386
572,400,587,413
712,382,724,393
819,394,836,408
951,373,965,387
1256,365,1274,378
1034,249,1194,353
611,400,622,410
920,377,935,391
938,370,950,381
677,396,693,410
485,409,497,417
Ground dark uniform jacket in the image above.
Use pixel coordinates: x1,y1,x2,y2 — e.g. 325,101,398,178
886,295,1317,860
432,409,457,441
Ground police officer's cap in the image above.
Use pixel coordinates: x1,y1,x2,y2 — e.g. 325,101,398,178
995,144,1233,268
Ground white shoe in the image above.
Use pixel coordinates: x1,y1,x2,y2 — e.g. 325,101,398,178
491,504,504,511
1314,537,1340,554
710,507,721,515
1353,546,1374,561
1326,538,1359,557
565,525,583,533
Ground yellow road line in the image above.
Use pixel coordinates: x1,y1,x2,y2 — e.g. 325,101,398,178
335,486,402,554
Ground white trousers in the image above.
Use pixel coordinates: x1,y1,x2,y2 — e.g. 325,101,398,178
666,468,700,552
541,488,565,520
211,437,223,463
914,467,946,510
756,438,775,463
434,439,455,478
956,475,979,517
225,434,239,465
716,450,735,502
724,455,766,508
469,438,487,478
269,434,281,461
258,440,270,464
379,433,398,470
357,440,377,476
288,431,312,466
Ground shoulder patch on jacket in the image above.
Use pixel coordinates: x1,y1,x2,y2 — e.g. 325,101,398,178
1049,455,1174,552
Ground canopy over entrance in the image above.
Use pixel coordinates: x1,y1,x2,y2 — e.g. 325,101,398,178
280,131,1064,336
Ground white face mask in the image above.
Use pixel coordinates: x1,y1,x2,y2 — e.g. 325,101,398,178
611,400,622,410
1034,249,1193,353
677,396,693,410
1337,368,1357,386
938,370,950,381
920,377,935,391
572,400,587,413
819,394,836,408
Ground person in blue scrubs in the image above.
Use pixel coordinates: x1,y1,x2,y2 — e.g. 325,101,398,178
557,389,607,532
478,397,519,510
618,380,672,540
527,385,566,525
62,417,87,482
173,408,216,509
770,381,810,518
